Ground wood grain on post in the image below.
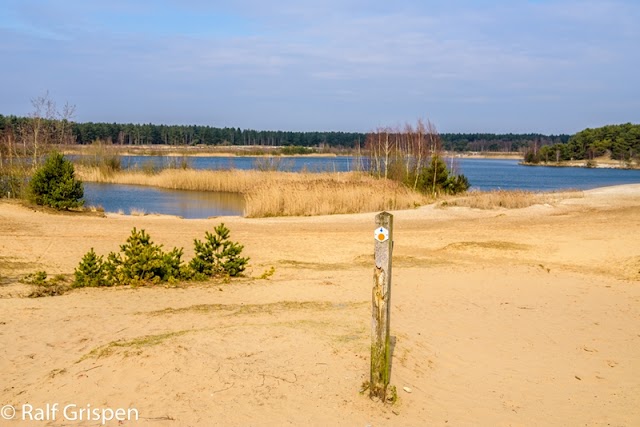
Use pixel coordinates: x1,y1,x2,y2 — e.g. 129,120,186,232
371,211,393,400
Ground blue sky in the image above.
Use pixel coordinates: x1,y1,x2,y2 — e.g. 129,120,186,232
0,0,638,133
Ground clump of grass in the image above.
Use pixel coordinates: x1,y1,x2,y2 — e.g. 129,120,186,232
20,270,48,285
259,266,276,279
80,330,191,360
129,207,146,216
21,271,71,297
440,190,583,210
143,300,366,317
443,241,529,251
140,160,160,176
86,205,104,213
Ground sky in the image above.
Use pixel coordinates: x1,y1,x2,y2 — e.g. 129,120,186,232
0,0,638,134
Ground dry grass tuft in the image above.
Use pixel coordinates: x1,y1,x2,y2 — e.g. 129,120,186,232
440,190,583,210
142,300,367,317
129,207,147,216
442,241,530,251
76,167,428,217
86,205,104,213
80,330,191,360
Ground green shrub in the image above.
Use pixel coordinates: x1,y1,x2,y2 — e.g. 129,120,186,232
189,223,249,279
443,174,470,195
524,149,541,164
74,224,248,287
20,270,48,286
107,228,184,286
29,151,84,209
415,156,469,195
74,248,108,287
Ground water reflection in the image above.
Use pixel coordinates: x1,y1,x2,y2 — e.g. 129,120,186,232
84,183,244,218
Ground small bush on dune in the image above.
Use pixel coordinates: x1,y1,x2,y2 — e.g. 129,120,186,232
74,248,108,287
105,228,184,286
189,223,249,279
29,151,84,209
73,224,248,288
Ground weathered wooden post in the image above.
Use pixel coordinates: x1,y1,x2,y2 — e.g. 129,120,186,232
370,211,393,400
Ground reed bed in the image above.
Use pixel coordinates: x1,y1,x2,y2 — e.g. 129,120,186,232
244,175,426,217
76,166,428,217
441,189,584,210
77,166,259,193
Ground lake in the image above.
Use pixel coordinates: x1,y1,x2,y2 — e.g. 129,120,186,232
82,157,640,218
453,158,640,191
84,183,245,218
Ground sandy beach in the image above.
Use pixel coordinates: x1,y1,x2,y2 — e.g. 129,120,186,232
1,185,639,426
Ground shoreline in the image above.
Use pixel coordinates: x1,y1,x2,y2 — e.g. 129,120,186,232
62,144,525,160
60,144,343,158
521,160,640,170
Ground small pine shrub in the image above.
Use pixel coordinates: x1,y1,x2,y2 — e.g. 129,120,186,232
73,224,248,287
74,248,108,287
108,228,184,286
189,223,249,279
443,174,470,195
29,151,84,209
415,156,469,195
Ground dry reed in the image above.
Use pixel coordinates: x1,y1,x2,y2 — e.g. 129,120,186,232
441,189,584,210
76,166,428,217
129,207,147,216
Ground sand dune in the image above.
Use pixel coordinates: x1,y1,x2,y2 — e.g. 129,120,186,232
1,185,639,426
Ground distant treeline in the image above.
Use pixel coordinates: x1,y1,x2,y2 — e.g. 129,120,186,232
440,133,570,152
0,114,572,152
526,123,640,163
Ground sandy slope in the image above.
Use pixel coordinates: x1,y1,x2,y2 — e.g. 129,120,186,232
1,185,639,426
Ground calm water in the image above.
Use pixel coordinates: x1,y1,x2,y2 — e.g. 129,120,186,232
83,183,245,218
453,158,640,191
118,155,355,172
81,156,640,218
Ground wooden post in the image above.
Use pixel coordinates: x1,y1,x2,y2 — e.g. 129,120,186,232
370,211,393,400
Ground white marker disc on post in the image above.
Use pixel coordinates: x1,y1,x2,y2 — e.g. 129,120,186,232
374,226,389,243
